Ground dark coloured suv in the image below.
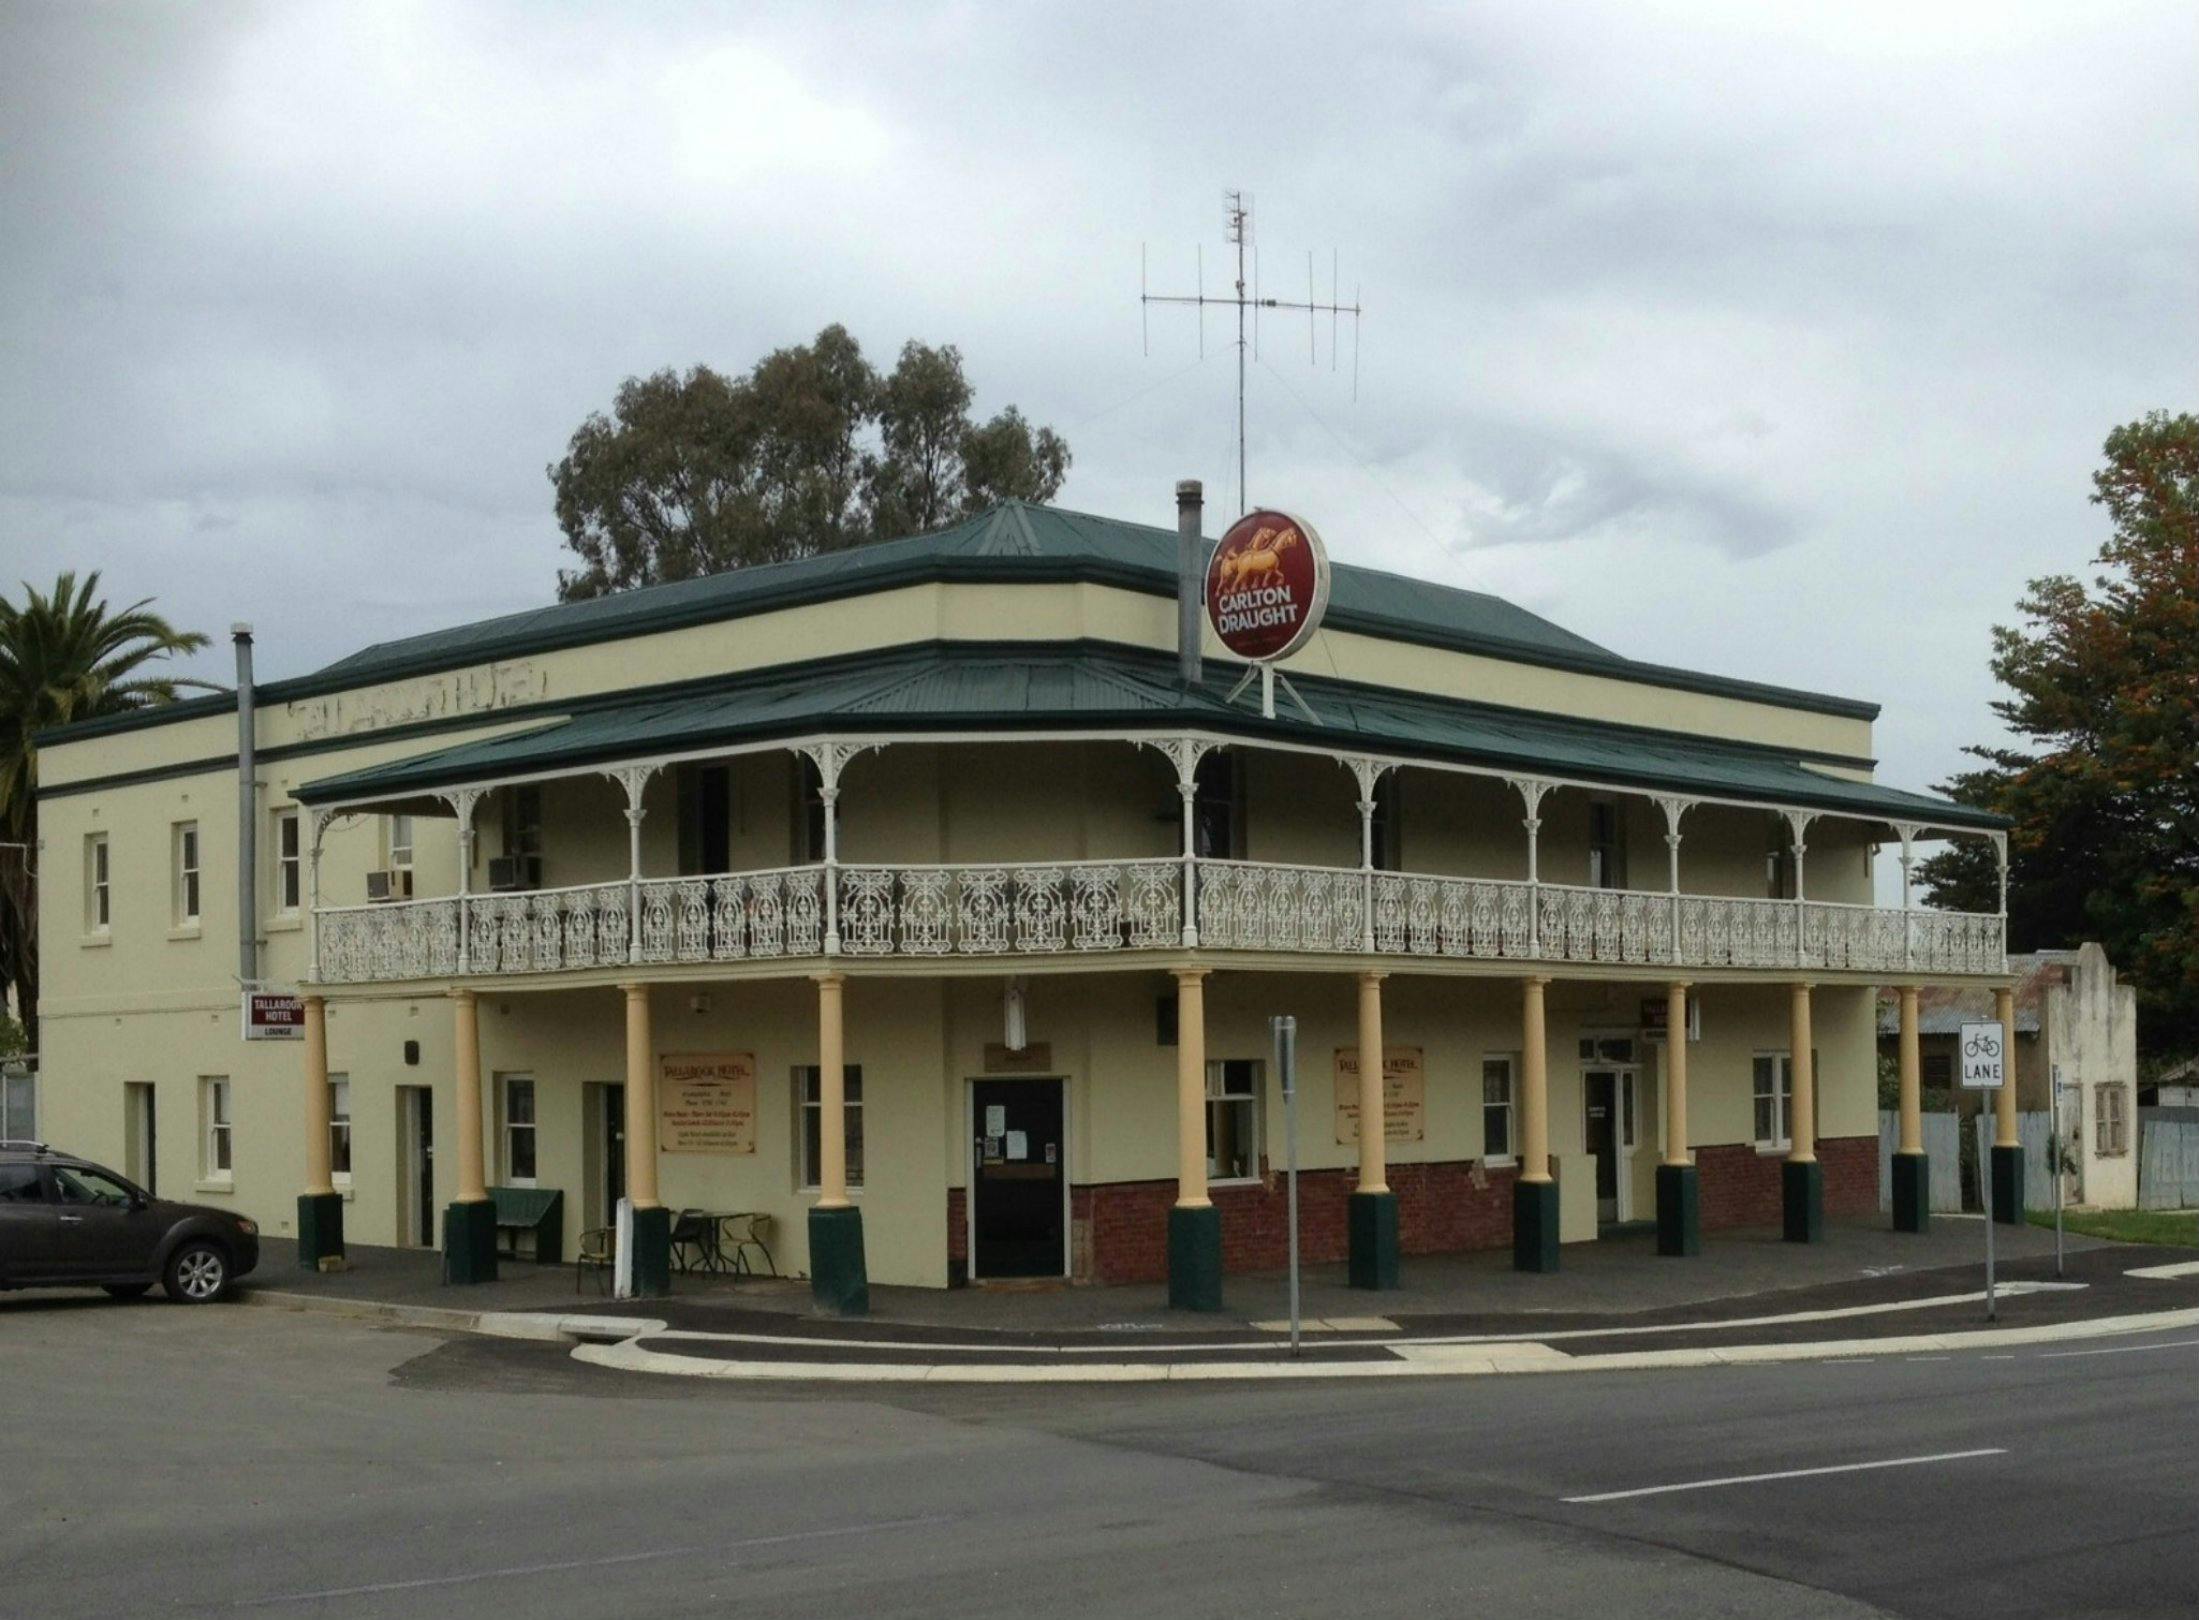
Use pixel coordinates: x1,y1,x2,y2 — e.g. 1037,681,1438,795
0,1142,260,1303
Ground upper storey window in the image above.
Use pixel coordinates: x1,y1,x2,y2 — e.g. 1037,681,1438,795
1587,800,1626,889
1192,751,1238,860
85,833,111,933
172,821,201,926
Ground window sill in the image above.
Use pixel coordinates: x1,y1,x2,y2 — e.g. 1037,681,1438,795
1483,1155,1518,1170
1209,1175,1263,1189
193,1179,235,1196
266,915,303,934
167,925,203,942
81,932,112,949
795,1186,865,1197
1753,1142,1792,1156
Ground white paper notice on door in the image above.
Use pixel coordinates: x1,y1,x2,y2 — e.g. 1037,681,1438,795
985,1105,1006,1136
1006,1130,1028,1161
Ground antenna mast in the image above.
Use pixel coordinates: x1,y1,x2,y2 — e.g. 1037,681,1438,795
1141,191,1362,515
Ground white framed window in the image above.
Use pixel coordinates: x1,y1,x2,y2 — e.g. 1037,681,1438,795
1588,800,1626,889
1192,750,1240,859
501,1075,537,1185
1482,1055,1517,1163
328,1075,352,1184
86,833,111,933
200,1077,232,1182
274,808,302,915
795,1065,864,1190
173,821,200,926
1,1064,35,1141
1205,1059,1262,1182
2096,1083,2129,1157
1370,773,1402,872
1766,816,1798,899
1752,1051,1819,1150
386,814,415,873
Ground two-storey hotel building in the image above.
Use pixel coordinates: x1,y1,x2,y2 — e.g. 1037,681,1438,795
34,490,2018,1311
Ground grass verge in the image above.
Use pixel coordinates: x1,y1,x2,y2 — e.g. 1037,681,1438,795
2027,1207,2199,1246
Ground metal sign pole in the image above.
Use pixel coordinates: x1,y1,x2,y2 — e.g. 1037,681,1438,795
1272,1015,1300,1358
1961,1019,2005,1322
2052,1064,2067,1280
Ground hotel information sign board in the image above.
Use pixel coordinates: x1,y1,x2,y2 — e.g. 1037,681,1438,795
659,1052,758,1154
1959,1021,2006,1090
242,991,305,1041
1333,1045,1426,1145
1205,510,1331,663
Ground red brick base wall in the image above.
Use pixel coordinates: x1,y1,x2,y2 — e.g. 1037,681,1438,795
1695,1135,1877,1231
1074,1160,1518,1285
952,1135,1878,1286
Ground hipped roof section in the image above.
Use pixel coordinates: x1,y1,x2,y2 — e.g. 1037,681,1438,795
295,640,2001,832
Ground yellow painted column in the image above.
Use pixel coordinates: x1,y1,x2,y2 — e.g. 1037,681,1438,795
815,972,849,1209
1994,984,2019,1148
1356,971,1389,1195
1520,975,1550,1183
1898,985,1923,1156
451,988,488,1205
1787,982,1815,1164
1663,982,1689,1166
1174,968,1210,1208
622,982,661,1209
302,994,334,1197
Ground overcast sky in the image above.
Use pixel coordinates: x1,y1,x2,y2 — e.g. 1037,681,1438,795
4,1,2195,823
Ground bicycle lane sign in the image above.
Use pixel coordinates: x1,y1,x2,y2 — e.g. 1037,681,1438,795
1960,1022,2006,1090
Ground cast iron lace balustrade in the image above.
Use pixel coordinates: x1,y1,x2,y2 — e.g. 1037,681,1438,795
312,857,2003,983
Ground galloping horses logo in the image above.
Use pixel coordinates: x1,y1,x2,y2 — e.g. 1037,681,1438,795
1204,509,1331,663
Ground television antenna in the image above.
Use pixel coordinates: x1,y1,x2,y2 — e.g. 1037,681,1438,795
1141,191,1362,515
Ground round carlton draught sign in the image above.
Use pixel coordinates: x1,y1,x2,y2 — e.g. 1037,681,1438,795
1204,509,1331,663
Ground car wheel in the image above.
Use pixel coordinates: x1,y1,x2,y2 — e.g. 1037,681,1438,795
164,1242,229,1304
102,1282,153,1300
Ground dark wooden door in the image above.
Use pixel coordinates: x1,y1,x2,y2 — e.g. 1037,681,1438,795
972,1080,1065,1279
1585,1072,1619,1223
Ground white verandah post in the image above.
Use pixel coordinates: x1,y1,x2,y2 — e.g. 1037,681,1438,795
1152,738,1212,950
1347,757,1389,953
1510,777,1549,957
800,742,870,956
1657,795,1692,965
1895,822,1919,973
1784,809,1816,968
442,787,484,977
607,765,658,965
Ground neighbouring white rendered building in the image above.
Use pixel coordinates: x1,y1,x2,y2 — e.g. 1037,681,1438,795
31,488,2018,1311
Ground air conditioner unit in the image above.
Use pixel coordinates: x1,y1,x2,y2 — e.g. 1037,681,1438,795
488,854,541,892
366,869,414,903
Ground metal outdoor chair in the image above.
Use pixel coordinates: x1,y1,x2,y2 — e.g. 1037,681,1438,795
574,1225,615,1294
716,1211,779,1279
669,1208,720,1275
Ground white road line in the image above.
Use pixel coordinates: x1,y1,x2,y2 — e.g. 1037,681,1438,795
2040,1336,2199,1360
234,1514,953,1606
1562,1449,2006,1505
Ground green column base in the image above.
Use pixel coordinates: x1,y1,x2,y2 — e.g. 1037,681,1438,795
1891,1150,1931,1234
1655,1163,1700,1257
808,1205,868,1316
1991,1143,2025,1225
1783,1159,1823,1243
1513,1178,1559,1273
630,1204,672,1299
296,1191,345,1269
441,1199,498,1285
1347,1190,1400,1290
1168,1203,1223,1311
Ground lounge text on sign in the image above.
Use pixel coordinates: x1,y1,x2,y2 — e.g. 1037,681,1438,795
1205,509,1331,663
241,991,305,1042
1959,1021,2006,1090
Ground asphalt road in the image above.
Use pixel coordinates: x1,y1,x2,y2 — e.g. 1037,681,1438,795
5,1293,2198,1618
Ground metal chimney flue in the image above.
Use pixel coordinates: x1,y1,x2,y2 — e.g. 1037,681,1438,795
1176,479,1204,688
234,624,257,988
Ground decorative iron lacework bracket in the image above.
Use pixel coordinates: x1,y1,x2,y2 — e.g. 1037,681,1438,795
1506,775,1552,832
1781,806,1818,859
1342,755,1392,814
602,764,660,822
1140,736,1214,794
1653,794,1697,847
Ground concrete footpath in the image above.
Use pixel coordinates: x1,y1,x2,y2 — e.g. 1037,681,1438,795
234,1216,2199,1383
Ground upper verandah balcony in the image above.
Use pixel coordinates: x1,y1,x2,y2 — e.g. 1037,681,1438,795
294,642,2008,987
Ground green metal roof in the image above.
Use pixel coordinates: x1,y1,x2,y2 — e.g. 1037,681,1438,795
302,501,1877,721
295,640,1997,831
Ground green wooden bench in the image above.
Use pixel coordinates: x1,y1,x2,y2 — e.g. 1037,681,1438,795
489,1186,564,1266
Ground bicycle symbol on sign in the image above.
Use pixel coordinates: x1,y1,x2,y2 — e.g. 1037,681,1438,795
1964,1030,2001,1059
